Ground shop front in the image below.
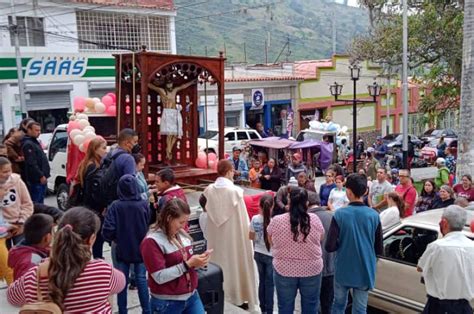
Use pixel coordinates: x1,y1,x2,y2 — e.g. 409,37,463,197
245,100,292,137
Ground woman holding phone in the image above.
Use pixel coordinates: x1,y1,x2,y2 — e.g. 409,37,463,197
141,198,210,313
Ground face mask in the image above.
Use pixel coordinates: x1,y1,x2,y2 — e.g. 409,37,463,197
131,144,141,154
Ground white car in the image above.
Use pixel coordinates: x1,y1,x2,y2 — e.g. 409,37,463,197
197,127,261,154
369,208,474,313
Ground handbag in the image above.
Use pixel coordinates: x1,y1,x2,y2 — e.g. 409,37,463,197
19,263,62,314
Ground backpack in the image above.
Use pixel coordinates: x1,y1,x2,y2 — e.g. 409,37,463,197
88,150,127,209
19,263,62,314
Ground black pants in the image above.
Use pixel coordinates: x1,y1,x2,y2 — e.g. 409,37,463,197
423,295,472,314
320,275,334,314
92,214,105,259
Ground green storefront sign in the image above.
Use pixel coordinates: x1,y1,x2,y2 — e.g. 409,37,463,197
0,54,116,83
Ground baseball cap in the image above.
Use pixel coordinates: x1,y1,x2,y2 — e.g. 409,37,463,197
376,136,382,140
232,146,242,152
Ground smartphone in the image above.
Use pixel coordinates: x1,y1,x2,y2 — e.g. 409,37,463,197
204,248,214,256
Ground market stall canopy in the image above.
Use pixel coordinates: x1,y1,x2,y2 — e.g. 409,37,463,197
247,137,296,149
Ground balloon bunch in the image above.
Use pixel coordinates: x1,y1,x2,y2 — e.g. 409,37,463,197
73,93,117,116
67,114,102,152
195,152,218,170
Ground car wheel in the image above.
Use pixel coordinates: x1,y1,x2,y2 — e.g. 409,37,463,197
56,183,69,211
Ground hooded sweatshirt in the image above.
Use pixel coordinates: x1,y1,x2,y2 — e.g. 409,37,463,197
7,244,49,280
102,174,150,264
1,173,34,224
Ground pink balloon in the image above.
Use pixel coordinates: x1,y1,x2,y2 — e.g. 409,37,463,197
73,96,86,112
195,156,207,169
107,93,116,104
212,160,218,170
208,160,216,169
67,121,81,134
83,138,92,152
106,105,117,116
208,153,217,161
101,95,114,108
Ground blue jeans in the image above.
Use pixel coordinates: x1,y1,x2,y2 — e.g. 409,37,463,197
254,252,274,313
29,183,46,204
150,291,205,314
332,280,369,314
273,269,322,314
114,260,150,314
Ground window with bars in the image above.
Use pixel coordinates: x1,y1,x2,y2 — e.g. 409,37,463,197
8,16,45,47
76,10,171,52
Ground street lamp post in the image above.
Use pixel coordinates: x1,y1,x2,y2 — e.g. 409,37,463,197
330,64,382,174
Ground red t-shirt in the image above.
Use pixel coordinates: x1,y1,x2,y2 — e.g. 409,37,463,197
395,184,417,217
453,184,474,202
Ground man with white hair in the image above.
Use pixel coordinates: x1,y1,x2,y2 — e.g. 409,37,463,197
417,205,474,313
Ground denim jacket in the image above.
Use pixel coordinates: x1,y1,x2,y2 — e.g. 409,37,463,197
228,157,249,180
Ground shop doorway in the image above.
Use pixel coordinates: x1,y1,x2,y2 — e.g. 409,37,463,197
246,108,264,129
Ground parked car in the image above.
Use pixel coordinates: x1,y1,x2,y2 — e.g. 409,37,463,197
382,133,423,153
369,208,474,313
197,127,261,154
421,128,457,147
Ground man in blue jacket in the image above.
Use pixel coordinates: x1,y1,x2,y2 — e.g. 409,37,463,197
229,146,248,181
103,174,150,314
326,174,383,314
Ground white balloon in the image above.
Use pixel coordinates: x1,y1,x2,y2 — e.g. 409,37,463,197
84,132,96,140
73,134,85,146
78,119,90,130
69,114,76,121
341,126,348,133
76,113,89,121
92,97,101,104
79,143,86,152
95,102,106,114
69,129,82,139
83,126,95,133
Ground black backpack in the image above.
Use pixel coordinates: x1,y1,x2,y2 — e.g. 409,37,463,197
88,150,127,209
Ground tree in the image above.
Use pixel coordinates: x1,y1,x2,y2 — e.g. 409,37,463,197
458,0,474,178
351,1,464,122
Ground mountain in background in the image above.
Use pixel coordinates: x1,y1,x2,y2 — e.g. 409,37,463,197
175,0,369,64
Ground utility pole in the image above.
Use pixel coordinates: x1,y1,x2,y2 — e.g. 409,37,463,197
386,66,391,136
243,42,247,63
265,39,268,64
402,0,409,169
10,0,28,118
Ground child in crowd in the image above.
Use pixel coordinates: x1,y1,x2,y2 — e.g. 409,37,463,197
102,174,151,314
249,159,262,189
0,157,33,249
7,207,126,312
8,213,53,280
380,192,405,230
249,193,274,314
328,175,349,211
0,184,13,285
134,153,150,201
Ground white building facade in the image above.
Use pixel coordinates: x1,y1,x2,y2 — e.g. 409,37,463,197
0,0,176,135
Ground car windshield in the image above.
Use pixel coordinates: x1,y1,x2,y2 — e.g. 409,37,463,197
297,131,324,141
199,130,218,139
383,134,399,141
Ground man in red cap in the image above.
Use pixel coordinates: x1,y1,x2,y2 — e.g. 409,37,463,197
286,152,307,183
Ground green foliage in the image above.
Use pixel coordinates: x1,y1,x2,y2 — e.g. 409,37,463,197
175,0,370,64
351,0,464,120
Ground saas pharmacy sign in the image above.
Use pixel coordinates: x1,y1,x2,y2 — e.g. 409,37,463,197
0,54,115,83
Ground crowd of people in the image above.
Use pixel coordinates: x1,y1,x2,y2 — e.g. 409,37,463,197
0,119,473,314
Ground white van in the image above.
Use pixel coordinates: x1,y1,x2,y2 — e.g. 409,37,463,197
47,114,116,210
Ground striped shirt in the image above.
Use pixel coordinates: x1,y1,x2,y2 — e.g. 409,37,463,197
7,259,126,313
